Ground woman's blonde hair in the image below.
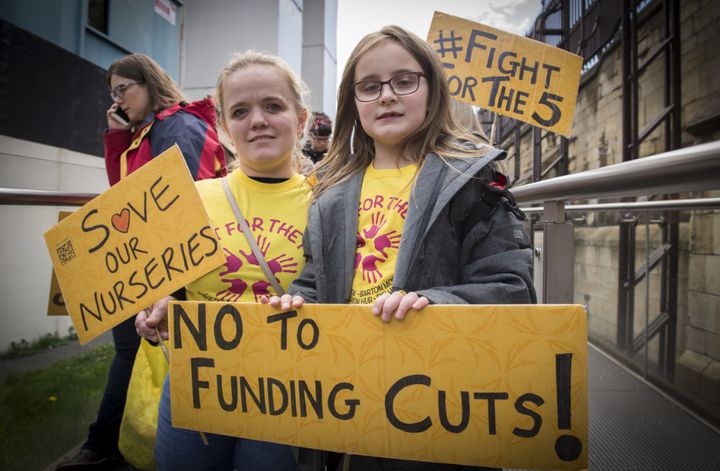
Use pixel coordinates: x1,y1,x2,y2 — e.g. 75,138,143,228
215,51,309,173
107,53,185,112
313,25,491,200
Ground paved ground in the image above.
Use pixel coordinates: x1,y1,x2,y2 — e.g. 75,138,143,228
584,345,720,470
44,443,139,471
506,344,720,471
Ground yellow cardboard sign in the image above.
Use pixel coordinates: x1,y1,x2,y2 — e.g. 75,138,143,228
47,271,68,316
48,211,73,316
427,11,583,136
169,303,588,470
44,146,225,344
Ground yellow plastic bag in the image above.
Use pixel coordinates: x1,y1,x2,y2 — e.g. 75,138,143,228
118,339,168,470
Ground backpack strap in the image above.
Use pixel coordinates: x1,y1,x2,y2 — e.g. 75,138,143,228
460,182,526,235
221,176,286,296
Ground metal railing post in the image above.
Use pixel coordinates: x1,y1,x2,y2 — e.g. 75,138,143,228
534,201,575,304
617,214,636,351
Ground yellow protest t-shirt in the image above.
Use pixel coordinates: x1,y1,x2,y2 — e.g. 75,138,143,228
349,163,417,304
186,170,311,303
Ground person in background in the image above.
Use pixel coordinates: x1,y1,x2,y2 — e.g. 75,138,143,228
269,25,535,471
450,99,489,141
55,53,225,470
103,54,226,185
135,50,311,471
302,111,333,164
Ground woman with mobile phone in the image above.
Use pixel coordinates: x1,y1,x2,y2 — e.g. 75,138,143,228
103,53,226,186
55,53,226,470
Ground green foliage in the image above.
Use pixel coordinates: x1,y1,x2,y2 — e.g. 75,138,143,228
0,344,114,471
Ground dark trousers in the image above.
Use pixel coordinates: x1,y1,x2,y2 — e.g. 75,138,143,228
82,316,141,456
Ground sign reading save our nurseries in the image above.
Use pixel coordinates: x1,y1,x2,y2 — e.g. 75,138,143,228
169,303,588,470
427,11,583,136
43,146,225,344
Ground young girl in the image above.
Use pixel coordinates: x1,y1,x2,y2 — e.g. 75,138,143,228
271,25,536,470
135,51,311,471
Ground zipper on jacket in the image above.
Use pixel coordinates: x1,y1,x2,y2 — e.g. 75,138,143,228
316,203,329,302
396,162,448,292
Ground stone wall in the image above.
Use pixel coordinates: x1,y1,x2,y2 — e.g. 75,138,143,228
504,0,720,419
575,223,690,357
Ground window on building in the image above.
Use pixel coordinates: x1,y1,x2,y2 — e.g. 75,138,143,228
87,0,109,34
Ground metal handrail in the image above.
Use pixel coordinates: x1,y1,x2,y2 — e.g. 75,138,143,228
3,190,718,215
3,141,720,209
511,141,720,204
0,188,96,206
520,197,720,214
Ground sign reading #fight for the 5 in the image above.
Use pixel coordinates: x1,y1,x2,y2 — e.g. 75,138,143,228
44,146,225,344
427,11,583,137
170,303,588,470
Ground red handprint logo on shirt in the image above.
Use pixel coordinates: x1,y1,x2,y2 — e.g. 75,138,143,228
374,230,401,257
354,210,401,284
239,235,298,300
239,235,299,276
251,280,272,302
217,278,248,302
361,254,385,283
355,233,366,269
219,247,243,276
215,236,299,301
362,212,387,239
217,247,247,301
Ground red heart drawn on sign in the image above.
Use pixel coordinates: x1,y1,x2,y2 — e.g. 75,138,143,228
111,208,131,233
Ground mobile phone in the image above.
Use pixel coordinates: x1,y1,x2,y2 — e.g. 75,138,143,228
111,108,130,126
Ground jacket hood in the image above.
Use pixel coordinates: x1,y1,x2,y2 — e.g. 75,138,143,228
155,97,218,128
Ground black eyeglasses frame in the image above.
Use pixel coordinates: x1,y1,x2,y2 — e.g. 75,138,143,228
352,72,427,102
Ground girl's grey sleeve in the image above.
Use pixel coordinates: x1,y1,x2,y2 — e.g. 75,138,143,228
416,185,537,305
288,218,320,304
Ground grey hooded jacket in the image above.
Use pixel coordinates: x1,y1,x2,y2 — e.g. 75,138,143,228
289,149,536,306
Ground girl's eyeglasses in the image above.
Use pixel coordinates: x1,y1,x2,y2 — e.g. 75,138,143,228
353,72,427,102
110,81,144,101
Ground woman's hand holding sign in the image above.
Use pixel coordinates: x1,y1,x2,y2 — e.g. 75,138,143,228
135,295,174,342
262,291,429,323
262,293,305,311
373,291,429,322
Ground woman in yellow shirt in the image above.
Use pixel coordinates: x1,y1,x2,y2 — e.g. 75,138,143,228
135,51,311,471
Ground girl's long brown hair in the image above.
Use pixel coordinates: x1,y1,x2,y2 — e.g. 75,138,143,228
312,25,492,200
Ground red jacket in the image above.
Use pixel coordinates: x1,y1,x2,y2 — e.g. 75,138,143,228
103,97,226,185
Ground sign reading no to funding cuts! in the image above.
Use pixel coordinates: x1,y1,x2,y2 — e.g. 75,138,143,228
43,146,225,344
427,11,583,137
169,302,588,470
